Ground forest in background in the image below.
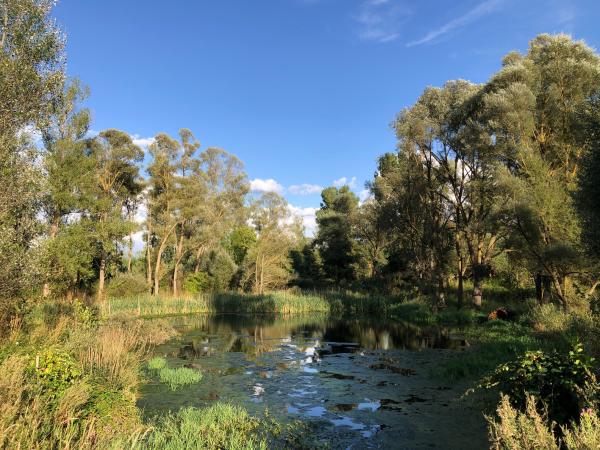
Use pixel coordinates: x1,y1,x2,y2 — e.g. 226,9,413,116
2,11,600,315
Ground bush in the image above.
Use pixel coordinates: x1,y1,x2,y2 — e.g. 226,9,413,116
106,272,148,298
183,272,210,294
487,395,600,450
487,394,558,450
480,343,599,424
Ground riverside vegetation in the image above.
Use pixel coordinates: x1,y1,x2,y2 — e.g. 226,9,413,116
2,0,600,448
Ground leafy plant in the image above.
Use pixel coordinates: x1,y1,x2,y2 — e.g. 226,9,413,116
480,343,599,424
28,350,82,393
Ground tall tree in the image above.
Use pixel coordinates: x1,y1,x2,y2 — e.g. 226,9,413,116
40,78,93,297
88,130,143,300
315,186,360,285
242,193,302,294
485,34,600,309
0,0,63,306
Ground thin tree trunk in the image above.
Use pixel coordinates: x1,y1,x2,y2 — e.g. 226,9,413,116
97,254,106,302
127,230,133,273
172,232,184,297
146,221,153,293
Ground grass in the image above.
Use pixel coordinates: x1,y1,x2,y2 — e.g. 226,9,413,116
142,404,268,450
146,356,202,390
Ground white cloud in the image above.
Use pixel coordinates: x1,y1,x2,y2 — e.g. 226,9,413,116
288,183,323,195
332,176,357,188
358,189,372,204
130,133,156,150
250,178,284,194
288,205,318,236
406,0,503,47
355,0,411,43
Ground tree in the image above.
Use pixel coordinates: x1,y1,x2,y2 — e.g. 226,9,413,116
485,34,600,309
0,0,63,307
88,129,143,300
190,147,248,274
40,78,93,297
147,133,180,295
315,186,360,285
242,193,302,294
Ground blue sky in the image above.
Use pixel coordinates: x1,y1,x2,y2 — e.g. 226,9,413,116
53,0,599,234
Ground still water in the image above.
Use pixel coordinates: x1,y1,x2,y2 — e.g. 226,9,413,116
138,314,487,449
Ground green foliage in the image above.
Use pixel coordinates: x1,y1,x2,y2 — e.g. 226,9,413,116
106,272,149,298
225,225,257,265
480,343,599,424
315,186,361,284
28,350,82,393
183,272,210,294
487,394,600,450
147,356,167,370
157,366,202,390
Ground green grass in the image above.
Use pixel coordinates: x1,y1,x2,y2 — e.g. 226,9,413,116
146,356,202,390
157,367,202,390
142,403,268,450
437,320,546,380
147,356,168,370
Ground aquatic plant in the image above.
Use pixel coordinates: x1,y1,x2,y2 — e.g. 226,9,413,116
157,366,202,390
147,356,167,370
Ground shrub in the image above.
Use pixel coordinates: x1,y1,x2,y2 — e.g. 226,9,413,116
183,272,210,294
28,350,82,393
106,272,148,298
480,343,598,424
487,395,600,450
487,394,559,450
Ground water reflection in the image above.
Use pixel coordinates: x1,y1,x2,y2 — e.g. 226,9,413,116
139,314,469,448
164,314,464,357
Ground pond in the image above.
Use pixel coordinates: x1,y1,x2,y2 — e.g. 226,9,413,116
138,314,488,449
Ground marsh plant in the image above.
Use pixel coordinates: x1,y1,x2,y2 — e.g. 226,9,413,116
146,356,202,390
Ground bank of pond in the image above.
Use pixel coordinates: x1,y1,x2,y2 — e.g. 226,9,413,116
1,292,599,449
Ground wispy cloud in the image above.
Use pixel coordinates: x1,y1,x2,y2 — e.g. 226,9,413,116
406,0,504,47
288,183,323,195
130,134,156,150
355,0,411,43
250,178,285,194
332,176,357,188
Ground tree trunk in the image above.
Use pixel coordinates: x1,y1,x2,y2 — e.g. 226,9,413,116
542,275,552,304
535,273,543,304
172,232,184,297
154,247,164,297
97,254,106,302
127,231,133,273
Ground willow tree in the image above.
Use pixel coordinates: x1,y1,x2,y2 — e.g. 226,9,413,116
88,130,143,301
391,80,508,308
0,0,63,306
40,79,93,297
485,34,600,309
